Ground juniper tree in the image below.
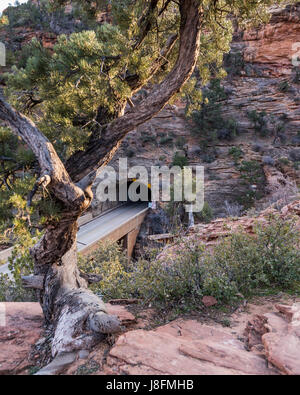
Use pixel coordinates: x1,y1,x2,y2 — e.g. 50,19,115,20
0,0,288,356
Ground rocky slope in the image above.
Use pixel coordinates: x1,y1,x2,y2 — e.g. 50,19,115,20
1,298,299,375
157,199,300,263
104,301,300,375
95,3,300,219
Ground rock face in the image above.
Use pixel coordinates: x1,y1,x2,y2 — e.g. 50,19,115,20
103,302,300,376
90,3,300,219
244,303,300,375
241,4,300,78
202,296,218,307
158,200,300,263
104,319,277,375
262,303,300,375
1,301,300,375
244,315,269,350
0,303,43,375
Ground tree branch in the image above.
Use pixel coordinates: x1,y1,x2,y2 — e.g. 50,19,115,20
22,275,44,290
0,156,16,162
27,174,51,207
67,0,202,182
133,0,160,50
126,32,178,94
0,97,87,209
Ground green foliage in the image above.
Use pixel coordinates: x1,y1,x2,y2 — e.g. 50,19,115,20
79,240,207,307
0,273,35,302
172,152,188,168
278,157,290,166
229,146,244,164
0,15,9,28
0,0,292,302
79,217,300,312
5,0,281,159
3,1,49,30
125,148,135,158
195,201,214,223
164,173,206,231
165,200,186,233
239,160,264,185
189,79,238,147
0,124,62,251
5,1,181,157
159,135,173,147
38,198,63,224
293,161,300,170
237,160,266,207
205,216,300,300
247,110,270,137
224,50,244,76
278,80,290,93
1,0,92,33
0,223,39,302
140,132,153,144
78,241,132,300
175,136,187,150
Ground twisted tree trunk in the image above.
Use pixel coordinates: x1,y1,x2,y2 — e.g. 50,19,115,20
0,0,202,356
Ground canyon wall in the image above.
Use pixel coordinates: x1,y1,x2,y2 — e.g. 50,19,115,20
100,3,300,218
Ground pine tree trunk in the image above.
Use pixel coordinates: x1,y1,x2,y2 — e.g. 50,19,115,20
31,206,122,357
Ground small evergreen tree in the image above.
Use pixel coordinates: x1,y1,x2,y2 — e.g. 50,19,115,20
190,79,238,147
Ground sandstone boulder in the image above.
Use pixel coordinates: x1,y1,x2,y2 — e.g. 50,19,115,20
104,319,278,375
202,296,218,307
262,303,300,375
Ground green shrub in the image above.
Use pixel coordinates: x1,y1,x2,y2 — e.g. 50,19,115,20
239,160,265,185
229,146,244,164
0,273,36,302
141,133,153,144
293,161,300,170
224,51,245,76
79,240,207,308
172,152,188,168
278,157,290,166
0,238,37,302
195,201,214,223
236,189,258,208
125,148,135,158
278,80,290,93
247,110,269,137
79,241,133,300
159,216,300,303
79,216,300,313
0,222,39,302
175,137,187,149
190,79,238,147
236,160,266,208
159,136,173,147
